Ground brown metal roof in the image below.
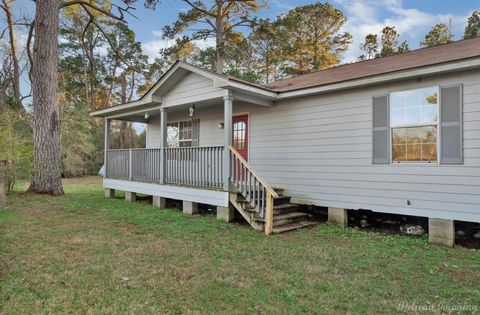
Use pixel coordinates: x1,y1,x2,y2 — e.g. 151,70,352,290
264,37,480,92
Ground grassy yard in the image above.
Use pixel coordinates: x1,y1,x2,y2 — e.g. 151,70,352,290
1,177,479,314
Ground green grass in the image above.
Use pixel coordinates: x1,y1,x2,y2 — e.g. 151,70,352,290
1,177,479,314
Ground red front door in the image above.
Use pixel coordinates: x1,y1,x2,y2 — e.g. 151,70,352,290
233,115,248,161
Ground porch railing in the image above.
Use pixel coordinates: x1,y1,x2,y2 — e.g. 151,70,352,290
105,146,224,189
131,149,162,182
165,146,224,189
106,149,130,180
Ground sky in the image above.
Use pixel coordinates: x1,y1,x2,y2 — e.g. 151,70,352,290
9,0,479,79
118,0,479,63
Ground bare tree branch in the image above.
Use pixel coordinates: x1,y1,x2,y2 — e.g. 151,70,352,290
0,26,7,40
79,4,141,73
182,0,214,17
224,19,252,33
80,14,95,68
26,20,34,83
60,0,136,21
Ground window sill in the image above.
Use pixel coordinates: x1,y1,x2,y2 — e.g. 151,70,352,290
392,161,438,165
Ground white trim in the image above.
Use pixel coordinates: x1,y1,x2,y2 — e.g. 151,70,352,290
104,178,229,207
91,58,480,118
232,91,273,107
388,85,440,164
166,119,194,148
91,98,161,117
106,105,162,120
219,80,277,99
277,58,480,99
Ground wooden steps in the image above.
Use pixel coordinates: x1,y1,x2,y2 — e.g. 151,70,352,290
273,212,309,227
272,221,317,234
228,146,315,234
231,190,316,234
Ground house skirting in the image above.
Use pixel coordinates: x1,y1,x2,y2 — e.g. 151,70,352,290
103,178,229,207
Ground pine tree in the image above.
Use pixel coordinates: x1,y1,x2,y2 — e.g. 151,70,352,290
464,11,480,39
146,0,264,74
420,23,453,47
379,26,409,57
278,2,352,75
248,18,285,83
397,40,410,53
380,26,399,57
359,34,378,60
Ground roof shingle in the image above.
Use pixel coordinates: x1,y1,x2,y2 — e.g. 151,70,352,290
263,37,480,92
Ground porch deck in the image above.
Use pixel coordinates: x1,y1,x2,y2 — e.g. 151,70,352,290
104,146,316,234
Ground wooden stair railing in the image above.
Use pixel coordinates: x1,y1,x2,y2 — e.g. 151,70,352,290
228,146,278,235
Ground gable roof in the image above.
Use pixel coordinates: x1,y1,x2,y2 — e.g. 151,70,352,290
90,60,276,116
264,37,480,92
91,37,480,117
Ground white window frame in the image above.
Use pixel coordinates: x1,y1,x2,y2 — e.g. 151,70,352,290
167,120,193,148
389,86,440,164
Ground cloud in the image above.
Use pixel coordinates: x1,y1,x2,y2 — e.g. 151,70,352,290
142,31,216,62
333,0,470,63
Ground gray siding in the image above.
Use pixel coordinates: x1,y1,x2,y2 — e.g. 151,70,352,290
162,72,224,108
146,104,254,148
146,69,480,223
248,70,480,222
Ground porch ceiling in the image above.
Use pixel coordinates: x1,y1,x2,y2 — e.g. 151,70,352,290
103,96,260,122
100,104,161,123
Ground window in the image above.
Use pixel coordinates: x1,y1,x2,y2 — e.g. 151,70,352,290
233,120,246,150
167,120,192,147
390,86,439,163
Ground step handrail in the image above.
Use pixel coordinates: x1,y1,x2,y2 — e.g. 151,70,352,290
229,146,278,235
228,146,278,198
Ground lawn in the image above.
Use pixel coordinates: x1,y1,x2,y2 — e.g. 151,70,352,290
1,177,479,314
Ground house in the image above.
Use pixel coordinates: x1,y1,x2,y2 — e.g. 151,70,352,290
90,37,480,246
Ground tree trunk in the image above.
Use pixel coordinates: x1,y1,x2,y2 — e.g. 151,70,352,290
28,0,64,195
0,162,6,209
215,4,224,74
119,72,128,148
88,41,96,109
2,0,22,107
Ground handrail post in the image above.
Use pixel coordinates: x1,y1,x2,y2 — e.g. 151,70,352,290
223,92,233,191
159,108,167,184
104,117,110,178
265,192,274,235
129,149,133,181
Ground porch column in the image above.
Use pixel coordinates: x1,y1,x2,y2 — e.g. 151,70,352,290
223,92,233,191
159,108,167,184
104,117,110,178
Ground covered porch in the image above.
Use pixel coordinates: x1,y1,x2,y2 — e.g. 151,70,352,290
91,61,288,234
103,96,233,192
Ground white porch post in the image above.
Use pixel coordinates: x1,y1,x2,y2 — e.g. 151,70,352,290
159,108,167,184
104,117,110,177
223,92,233,191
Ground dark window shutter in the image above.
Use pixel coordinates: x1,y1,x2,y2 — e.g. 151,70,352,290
440,85,463,164
192,118,200,147
372,95,390,164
